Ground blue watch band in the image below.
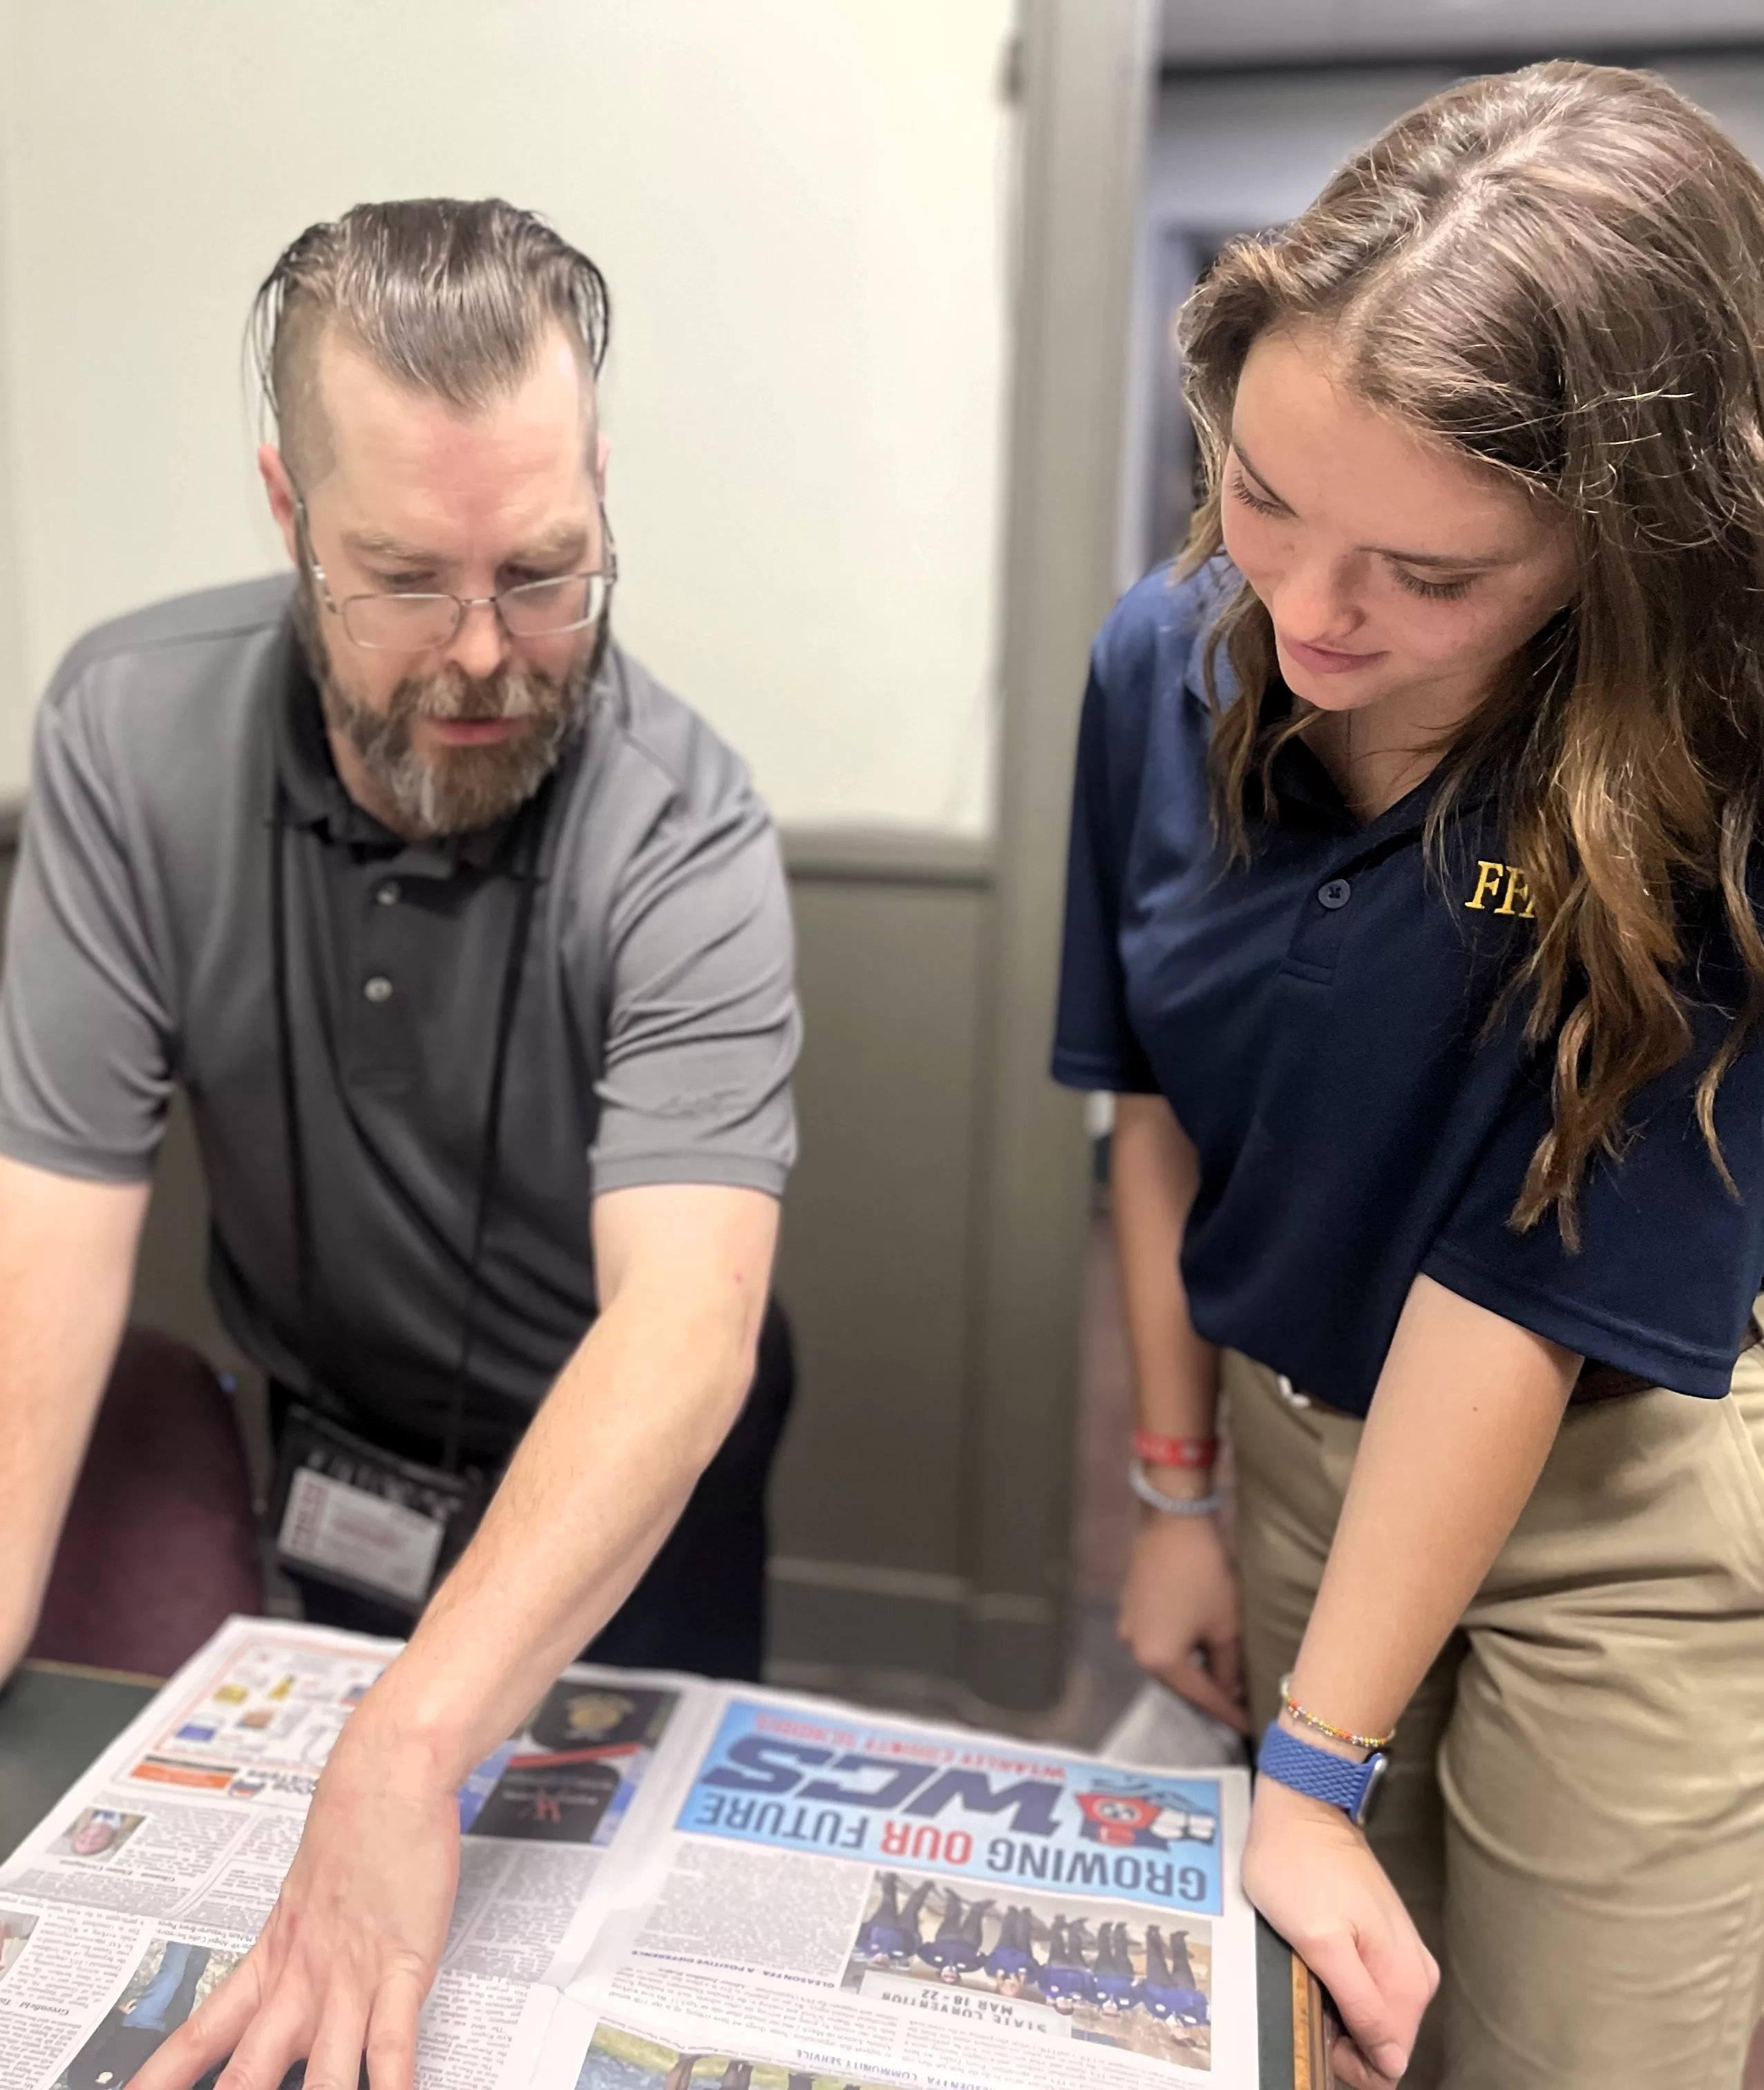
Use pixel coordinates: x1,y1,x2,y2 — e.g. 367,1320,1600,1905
1257,1720,1385,1826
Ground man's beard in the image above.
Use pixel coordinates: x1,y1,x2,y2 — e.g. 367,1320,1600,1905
296,578,606,837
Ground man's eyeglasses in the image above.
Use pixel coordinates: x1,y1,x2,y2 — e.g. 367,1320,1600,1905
296,498,617,654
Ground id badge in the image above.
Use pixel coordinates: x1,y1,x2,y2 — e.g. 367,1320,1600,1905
270,1404,491,1618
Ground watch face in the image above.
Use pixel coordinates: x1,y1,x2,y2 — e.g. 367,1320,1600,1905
1354,1751,1388,1827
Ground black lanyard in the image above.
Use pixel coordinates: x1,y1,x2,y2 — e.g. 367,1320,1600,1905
267,768,549,1474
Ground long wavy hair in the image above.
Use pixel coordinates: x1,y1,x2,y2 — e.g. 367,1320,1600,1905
1177,61,1764,1242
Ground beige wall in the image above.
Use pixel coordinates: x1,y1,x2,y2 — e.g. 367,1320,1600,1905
0,0,1014,831
769,840,992,1695
0,138,22,787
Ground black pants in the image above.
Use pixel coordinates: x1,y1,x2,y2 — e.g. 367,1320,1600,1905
274,1299,795,1682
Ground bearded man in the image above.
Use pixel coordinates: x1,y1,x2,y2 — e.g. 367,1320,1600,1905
0,199,799,2089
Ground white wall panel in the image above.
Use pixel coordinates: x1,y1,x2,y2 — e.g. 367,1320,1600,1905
0,1,1016,831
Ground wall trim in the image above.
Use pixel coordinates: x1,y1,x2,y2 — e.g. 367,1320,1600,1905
0,801,991,887
768,1554,1057,1628
0,802,990,886
769,1555,966,1606
782,825,993,889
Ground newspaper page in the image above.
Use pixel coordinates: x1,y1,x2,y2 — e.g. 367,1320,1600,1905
0,1625,1259,2090
0,1618,696,2090
549,1687,1258,2090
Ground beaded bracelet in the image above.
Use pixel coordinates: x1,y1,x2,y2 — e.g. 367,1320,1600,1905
1132,1429,1219,1471
1278,1672,1395,1754
1128,1456,1224,1518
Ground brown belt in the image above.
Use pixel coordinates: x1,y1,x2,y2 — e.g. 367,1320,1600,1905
1292,1366,1642,1420
1571,1362,1654,1405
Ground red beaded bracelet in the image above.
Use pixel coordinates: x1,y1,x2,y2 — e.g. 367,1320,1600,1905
1132,1429,1218,1471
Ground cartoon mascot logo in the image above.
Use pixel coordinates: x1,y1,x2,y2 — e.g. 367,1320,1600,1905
1075,1783,1217,1849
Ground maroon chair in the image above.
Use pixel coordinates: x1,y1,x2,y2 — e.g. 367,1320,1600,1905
28,1328,264,1677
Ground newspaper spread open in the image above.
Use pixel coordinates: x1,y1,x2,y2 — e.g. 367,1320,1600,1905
0,1618,1258,2090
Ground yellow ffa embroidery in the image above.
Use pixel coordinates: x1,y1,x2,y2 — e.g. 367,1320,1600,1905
1463,859,1537,917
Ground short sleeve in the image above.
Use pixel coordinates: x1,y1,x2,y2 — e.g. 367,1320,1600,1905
587,773,799,1201
1421,1001,1764,1397
0,667,174,1181
1052,568,1213,1095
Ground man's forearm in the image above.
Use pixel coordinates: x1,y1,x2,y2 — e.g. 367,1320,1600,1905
342,1188,775,1789
357,1299,751,1784
0,1160,148,1673
1286,1273,1578,1745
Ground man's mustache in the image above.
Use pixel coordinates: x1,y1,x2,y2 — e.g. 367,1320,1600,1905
390,667,565,725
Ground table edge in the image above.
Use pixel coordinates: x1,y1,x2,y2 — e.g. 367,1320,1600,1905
18,1656,168,1688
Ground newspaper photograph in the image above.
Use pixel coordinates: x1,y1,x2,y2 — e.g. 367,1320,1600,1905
564,1690,1255,2090
0,1620,1260,2090
46,1935,241,2089
571,2023,904,2090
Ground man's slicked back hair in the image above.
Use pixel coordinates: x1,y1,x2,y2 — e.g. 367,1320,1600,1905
249,198,611,482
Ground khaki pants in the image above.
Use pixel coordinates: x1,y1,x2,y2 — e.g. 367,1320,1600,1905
1226,1344,1764,2090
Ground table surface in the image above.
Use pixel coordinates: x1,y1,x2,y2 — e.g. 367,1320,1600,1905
0,1661,1325,2089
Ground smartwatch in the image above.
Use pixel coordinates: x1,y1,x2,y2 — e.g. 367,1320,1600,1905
1257,1720,1387,1827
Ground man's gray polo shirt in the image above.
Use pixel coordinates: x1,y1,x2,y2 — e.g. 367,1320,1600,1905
0,575,799,1456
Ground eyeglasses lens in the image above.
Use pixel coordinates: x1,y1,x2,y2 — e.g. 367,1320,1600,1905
340,574,606,652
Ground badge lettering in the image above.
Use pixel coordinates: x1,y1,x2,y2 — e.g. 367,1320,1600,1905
1496,865,1535,917
1463,858,1537,917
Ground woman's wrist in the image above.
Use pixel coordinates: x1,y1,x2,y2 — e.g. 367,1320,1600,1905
1251,1755,1372,1836
1141,1459,1217,1500
1277,1667,1396,1764
1133,1427,1217,1471
1129,1417,1221,1509
1129,1457,1224,1518
1274,1703,1371,1764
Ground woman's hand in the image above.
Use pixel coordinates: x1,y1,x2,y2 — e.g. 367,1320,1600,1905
1117,1507,1249,1733
1244,1776,1438,2087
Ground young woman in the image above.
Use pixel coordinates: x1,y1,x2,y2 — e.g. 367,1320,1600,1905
1054,62,1764,2090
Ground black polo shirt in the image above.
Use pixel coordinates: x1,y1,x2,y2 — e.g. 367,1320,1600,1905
0,577,799,1457
1053,561,1764,1414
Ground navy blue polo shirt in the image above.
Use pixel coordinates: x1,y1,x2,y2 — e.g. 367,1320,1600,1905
1053,561,1764,1414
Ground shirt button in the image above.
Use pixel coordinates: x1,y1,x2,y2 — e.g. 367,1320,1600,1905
375,880,401,907
363,975,394,1004
1318,878,1352,910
